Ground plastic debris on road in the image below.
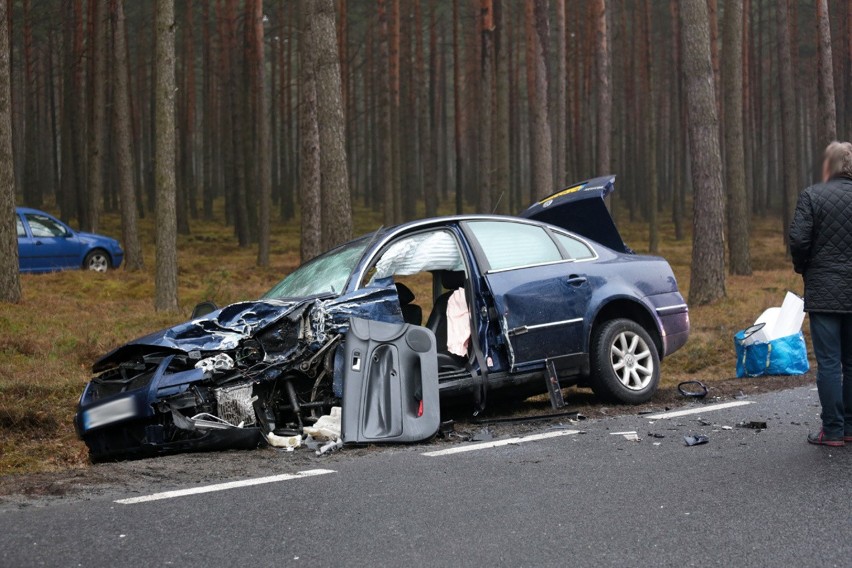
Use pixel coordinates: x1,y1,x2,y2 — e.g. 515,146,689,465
265,432,302,451
303,406,342,441
683,434,709,446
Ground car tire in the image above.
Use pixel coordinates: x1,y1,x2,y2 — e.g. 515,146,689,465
589,318,660,404
84,249,111,273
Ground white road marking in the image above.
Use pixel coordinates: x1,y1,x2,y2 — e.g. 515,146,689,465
421,429,580,457
645,400,754,420
610,431,638,435
115,469,335,505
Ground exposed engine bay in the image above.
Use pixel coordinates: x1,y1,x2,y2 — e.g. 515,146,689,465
75,285,431,460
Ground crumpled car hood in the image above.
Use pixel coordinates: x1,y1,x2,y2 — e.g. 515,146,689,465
92,299,304,372
91,286,405,374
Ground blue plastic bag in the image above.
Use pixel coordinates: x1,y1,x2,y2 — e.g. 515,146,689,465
734,329,810,378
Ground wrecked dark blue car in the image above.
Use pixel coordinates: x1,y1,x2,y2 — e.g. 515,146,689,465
75,177,689,459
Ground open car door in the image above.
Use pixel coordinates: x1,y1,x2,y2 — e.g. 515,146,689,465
519,175,632,254
341,317,440,443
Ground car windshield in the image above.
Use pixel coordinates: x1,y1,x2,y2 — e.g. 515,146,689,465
262,238,370,300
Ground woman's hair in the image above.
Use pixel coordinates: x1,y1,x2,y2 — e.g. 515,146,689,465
823,141,852,179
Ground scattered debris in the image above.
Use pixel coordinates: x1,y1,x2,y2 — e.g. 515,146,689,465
647,432,665,439
737,421,768,430
316,438,344,456
611,431,640,442
265,433,302,451
678,380,708,399
683,434,709,446
734,391,748,400
653,442,662,446
303,407,342,441
722,426,733,430
472,428,494,442
472,410,584,425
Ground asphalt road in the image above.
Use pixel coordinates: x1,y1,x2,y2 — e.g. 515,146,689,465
1,385,849,567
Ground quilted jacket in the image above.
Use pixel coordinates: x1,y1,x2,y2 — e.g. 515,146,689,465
789,175,852,313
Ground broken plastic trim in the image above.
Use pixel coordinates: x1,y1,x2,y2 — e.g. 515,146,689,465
677,380,708,399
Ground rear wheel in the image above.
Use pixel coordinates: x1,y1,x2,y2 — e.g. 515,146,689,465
84,249,111,272
590,318,660,404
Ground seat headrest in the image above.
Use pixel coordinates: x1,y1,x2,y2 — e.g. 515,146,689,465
395,282,416,305
441,271,466,290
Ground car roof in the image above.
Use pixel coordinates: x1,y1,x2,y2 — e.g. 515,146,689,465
386,213,541,233
15,206,50,215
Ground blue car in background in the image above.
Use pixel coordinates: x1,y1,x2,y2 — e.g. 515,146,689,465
75,176,689,460
16,207,124,273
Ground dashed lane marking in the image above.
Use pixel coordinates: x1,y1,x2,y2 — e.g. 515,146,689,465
115,469,335,505
421,429,580,457
645,400,754,420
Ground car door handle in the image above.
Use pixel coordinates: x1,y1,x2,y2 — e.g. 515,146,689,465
34,240,43,246
566,275,587,286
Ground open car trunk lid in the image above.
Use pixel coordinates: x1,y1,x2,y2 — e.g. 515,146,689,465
518,175,632,254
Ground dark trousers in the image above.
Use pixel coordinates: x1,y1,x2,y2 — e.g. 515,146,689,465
809,312,852,438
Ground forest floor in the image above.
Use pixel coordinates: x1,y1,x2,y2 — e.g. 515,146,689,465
0,202,811,476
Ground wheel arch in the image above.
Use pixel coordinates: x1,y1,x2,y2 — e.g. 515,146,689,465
82,247,113,269
588,298,663,357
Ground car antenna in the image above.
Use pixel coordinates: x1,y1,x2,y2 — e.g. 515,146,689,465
491,192,505,214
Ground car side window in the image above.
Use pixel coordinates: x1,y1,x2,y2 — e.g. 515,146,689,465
16,216,26,237
466,221,562,271
553,232,596,260
25,213,68,238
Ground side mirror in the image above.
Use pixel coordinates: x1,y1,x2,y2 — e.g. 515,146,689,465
191,301,218,319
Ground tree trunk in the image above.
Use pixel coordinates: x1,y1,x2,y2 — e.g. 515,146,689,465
453,0,463,214
527,0,553,199
817,0,837,145
777,0,799,241
554,0,566,185
416,0,437,217
642,0,658,252
670,0,685,240
593,0,610,180
0,0,20,303
681,0,726,305
493,0,511,214
389,0,402,222
722,0,751,275
707,0,721,116
299,0,322,262
154,0,179,312
86,0,107,233
478,0,494,213
314,0,352,249
112,0,143,271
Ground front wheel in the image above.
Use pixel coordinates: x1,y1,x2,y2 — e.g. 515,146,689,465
84,249,111,273
589,318,660,404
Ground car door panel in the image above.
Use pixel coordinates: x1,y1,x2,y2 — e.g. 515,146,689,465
484,263,592,369
342,317,439,443
23,213,74,271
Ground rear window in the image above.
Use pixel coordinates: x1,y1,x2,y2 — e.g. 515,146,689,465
16,216,25,237
554,232,596,260
465,221,562,271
